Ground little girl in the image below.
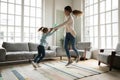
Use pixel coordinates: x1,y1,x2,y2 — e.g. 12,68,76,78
32,27,57,69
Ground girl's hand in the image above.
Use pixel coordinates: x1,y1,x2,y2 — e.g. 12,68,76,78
50,28,53,31
48,28,53,32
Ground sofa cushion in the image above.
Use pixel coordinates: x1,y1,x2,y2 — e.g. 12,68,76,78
31,50,56,58
6,51,34,61
76,42,91,51
28,43,39,51
69,50,84,57
2,42,29,52
45,50,56,57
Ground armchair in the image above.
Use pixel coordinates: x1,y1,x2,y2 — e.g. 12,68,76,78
98,43,120,71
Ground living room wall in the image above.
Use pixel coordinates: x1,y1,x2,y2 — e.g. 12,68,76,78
42,0,54,46
73,0,83,42
43,0,73,46
43,0,83,46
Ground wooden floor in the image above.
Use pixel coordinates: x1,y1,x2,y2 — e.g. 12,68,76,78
78,60,120,80
0,58,120,80
79,71,120,80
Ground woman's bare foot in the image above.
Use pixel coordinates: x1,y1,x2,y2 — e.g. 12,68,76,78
65,61,73,66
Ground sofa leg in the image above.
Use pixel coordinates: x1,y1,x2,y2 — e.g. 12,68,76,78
74,57,76,60
109,66,112,71
80,57,85,60
109,61,113,71
60,56,62,60
29,59,31,63
98,61,101,65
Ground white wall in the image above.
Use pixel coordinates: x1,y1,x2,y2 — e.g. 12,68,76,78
73,0,83,42
54,0,73,45
43,0,83,45
55,0,73,10
43,0,54,27
43,0,73,45
73,0,81,10
43,0,73,27
42,0,54,46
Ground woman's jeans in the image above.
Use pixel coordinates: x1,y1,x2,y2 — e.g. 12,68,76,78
34,45,45,63
64,33,79,59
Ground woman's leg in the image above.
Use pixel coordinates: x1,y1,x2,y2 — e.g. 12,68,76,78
64,33,72,66
71,38,79,57
69,34,79,62
64,36,71,59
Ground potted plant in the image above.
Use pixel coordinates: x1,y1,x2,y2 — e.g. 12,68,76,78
60,38,64,48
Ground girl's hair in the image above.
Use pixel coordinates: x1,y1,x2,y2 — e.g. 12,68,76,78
64,6,83,16
42,28,48,33
38,27,43,31
38,27,48,33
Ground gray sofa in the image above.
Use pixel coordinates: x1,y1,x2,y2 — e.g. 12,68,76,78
56,42,92,60
0,42,59,62
0,42,92,63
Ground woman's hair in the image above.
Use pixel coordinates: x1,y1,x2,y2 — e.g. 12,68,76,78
64,6,83,16
64,6,72,13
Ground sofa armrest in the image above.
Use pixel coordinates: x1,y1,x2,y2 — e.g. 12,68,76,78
0,47,6,62
100,49,104,53
55,47,66,57
84,47,92,51
100,49,115,53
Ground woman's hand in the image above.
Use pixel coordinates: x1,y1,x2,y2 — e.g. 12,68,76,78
53,27,58,31
54,28,58,31
50,28,53,31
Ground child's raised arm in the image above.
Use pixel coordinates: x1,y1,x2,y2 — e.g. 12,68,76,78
46,28,57,36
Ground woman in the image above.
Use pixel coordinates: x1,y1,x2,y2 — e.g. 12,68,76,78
32,27,57,69
54,6,83,66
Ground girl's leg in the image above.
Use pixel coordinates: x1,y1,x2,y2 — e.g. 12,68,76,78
32,45,42,68
33,45,41,63
36,45,45,63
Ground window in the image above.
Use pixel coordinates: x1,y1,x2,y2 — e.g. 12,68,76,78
84,0,99,48
23,0,42,43
84,0,119,49
0,0,42,45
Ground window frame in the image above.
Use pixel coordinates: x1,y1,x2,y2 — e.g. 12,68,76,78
0,0,42,45
83,0,119,49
